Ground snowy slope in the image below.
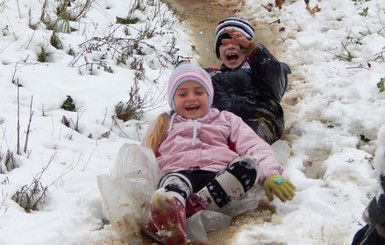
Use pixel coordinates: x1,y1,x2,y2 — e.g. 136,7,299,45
0,0,384,245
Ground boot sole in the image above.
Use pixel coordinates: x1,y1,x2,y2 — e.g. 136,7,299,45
141,225,166,244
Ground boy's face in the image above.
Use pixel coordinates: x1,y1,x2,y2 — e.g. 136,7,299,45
219,43,247,69
173,81,209,119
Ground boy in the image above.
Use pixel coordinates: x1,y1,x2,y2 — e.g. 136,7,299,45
206,17,291,144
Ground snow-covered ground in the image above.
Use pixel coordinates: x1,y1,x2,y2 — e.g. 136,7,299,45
0,0,385,244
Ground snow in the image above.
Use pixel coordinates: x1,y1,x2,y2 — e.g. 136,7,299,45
0,0,385,244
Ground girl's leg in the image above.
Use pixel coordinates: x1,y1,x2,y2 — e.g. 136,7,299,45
197,156,260,210
148,173,193,245
158,172,193,204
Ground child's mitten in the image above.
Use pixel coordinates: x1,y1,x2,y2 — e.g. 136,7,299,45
263,175,296,202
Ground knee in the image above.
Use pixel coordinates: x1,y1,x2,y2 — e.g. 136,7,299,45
227,156,260,187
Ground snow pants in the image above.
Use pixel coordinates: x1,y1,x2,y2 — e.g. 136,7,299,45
158,156,259,210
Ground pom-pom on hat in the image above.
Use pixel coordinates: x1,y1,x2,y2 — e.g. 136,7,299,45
214,17,255,58
168,63,213,112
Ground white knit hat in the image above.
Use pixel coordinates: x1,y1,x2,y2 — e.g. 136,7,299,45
168,63,213,111
214,17,255,58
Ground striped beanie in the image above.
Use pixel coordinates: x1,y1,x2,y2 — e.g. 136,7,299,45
214,17,255,58
168,63,213,112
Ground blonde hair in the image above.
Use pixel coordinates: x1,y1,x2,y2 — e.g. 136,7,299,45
143,112,170,153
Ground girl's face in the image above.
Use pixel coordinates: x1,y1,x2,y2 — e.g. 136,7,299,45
173,81,209,119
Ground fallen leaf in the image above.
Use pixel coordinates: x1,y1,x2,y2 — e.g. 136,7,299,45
276,0,286,8
306,4,321,14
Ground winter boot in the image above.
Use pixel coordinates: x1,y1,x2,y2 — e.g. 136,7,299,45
148,189,188,245
185,193,205,218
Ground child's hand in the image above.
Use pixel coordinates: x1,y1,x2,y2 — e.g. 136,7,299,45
263,175,296,202
221,27,252,49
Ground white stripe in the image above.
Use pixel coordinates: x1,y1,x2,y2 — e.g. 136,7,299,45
215,171,245,200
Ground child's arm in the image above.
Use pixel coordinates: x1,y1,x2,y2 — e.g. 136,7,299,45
249,44,291,102
226,111,295,202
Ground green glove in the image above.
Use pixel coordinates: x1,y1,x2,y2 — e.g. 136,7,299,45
263,175,296,202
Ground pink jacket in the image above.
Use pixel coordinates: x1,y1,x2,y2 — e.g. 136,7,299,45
142,108,283,184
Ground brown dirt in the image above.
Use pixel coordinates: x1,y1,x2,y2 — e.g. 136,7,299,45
140,199,277,245
163,0,285,68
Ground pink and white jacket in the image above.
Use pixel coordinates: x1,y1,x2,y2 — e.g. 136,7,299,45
142,108,283,184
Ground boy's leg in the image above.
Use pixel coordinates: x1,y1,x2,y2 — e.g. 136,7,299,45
246,117,279,145
197,156,259,210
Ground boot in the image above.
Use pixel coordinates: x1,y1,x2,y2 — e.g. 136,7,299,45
185,193,205,218
149,190,187,245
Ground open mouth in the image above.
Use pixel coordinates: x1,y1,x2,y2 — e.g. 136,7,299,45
226,53,239,61
185,105,200,111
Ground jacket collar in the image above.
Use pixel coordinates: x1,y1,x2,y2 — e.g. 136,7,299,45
167,109,220,146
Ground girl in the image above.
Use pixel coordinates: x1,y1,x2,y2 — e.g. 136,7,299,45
141,62,295,245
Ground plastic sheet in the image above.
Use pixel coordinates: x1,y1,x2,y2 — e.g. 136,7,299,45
186,210,231,242
97,143,162,242
186,188,263,242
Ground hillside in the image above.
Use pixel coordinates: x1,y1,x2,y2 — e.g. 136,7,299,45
1,1,385,245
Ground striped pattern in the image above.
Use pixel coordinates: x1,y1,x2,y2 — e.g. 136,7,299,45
214,17,255,58
168,63,213,111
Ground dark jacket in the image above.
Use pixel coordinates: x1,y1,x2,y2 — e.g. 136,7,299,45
205,44,291,144
351,175,385,245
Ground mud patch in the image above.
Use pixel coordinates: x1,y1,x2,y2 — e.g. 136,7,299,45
163,0,284,68
163,0,241,67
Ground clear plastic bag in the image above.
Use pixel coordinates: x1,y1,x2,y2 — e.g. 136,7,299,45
110,143,162,182
186,210,231,242
97,143,162,242
186,187,263,242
